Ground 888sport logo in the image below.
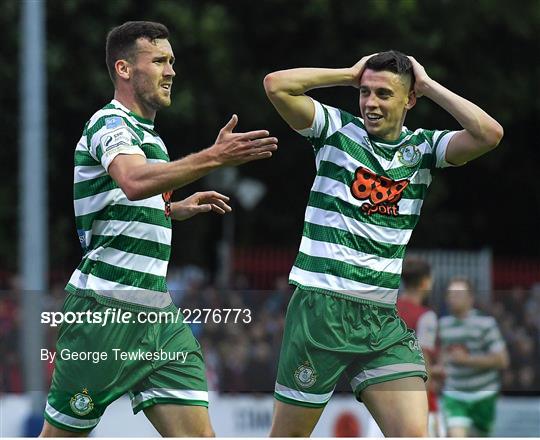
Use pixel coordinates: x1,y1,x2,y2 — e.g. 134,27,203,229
350,166,410,217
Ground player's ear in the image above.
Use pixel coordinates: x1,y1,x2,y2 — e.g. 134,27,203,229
115,59,131,81
406,89,417,110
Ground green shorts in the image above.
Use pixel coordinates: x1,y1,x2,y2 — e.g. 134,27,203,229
442,393,497,435
44,293,208,433
275,288,427,408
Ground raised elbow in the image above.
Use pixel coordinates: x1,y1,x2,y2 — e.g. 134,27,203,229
263,72,282,96
486,122,504,149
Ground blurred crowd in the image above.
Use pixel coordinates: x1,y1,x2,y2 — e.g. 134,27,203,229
487,286,540,394
1,269,539,395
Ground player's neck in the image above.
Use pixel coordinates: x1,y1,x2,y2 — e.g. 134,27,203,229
453,308,471,319
113,90,156,122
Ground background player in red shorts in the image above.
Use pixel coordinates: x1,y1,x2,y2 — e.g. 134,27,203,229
397,257,442,436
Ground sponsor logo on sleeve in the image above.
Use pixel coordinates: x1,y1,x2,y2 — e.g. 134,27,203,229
105,116,124,129
100,127,134,152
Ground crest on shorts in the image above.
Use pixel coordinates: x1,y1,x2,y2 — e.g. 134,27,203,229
397,144,421,167
294,361,317,388
70,388,94,416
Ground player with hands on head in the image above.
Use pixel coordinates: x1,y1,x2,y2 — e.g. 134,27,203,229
263,50,502,437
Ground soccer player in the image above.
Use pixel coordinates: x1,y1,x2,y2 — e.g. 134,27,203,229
40,21,277,437
263,51,503,436
439,278,509,437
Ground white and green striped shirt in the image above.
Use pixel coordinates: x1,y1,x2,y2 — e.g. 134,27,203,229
66,100,173,310
290,99,457,306
439,309,506,398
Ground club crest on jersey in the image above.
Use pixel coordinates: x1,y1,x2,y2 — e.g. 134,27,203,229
351,166,410,217
397,144,421,167
77,228,87,251
70,389,94,416
294,361,317,388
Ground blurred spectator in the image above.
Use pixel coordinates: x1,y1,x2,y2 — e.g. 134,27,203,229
0,278,22,393
439,278,509,437
220,334,250,392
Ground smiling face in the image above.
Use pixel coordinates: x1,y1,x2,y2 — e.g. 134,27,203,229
359,69,415,141
129,37,176,114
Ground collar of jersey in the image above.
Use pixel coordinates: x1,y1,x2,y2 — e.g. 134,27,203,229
110,99,155,129
367,127,409,147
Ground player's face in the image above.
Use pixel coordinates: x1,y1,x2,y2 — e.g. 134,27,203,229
359,69,415,141
130,38,176,112
446,281,473,315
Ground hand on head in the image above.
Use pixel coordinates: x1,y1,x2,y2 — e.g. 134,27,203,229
350,53,379,88
407,56,431,98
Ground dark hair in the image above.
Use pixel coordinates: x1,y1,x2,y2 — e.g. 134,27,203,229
365,50,414,90
105,21,169,83
401,257,431,289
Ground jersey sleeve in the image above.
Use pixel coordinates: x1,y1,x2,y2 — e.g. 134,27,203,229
416,310,438,352
431,130,460,168
295,98,347,152
88,115,146,172
482,318,507,353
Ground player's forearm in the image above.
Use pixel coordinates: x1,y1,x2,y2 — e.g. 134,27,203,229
264,67,356,96
463,351,509,369
264,68,357,130
124,148,221,200
423,79,504,149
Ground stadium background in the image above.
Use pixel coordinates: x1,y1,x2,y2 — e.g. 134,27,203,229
1,0,539,436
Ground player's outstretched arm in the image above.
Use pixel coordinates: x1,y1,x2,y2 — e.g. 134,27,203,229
408,56,504,165
108,114,278,200
263,55,375,130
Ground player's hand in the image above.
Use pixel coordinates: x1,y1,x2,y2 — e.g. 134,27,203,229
350,53,378,88
170,191,232,221
430,363,446,379
448,345,471,366
212,115,278,166
407,56,432,98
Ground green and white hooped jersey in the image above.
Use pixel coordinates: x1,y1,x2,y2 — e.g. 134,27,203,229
66,100,173,310
290,99,457,306
439,309,506,398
